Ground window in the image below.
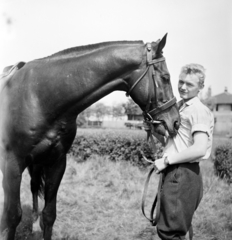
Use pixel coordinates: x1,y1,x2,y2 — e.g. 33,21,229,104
218,104,231,112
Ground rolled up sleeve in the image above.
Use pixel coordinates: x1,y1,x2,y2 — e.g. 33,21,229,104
191,123,210,137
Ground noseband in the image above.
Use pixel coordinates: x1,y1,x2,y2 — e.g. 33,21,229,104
126,43,176,124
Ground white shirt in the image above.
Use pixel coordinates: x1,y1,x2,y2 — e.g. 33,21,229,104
164,97,214,161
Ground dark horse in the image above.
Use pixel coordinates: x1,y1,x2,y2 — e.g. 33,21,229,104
0,34,180,240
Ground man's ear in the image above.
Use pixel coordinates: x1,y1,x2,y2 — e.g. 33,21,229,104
156,33,168,54
198,83,204,91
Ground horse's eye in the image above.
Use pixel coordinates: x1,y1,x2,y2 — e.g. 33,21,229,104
162,74,170,81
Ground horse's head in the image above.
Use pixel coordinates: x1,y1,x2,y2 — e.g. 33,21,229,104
125,34,180,138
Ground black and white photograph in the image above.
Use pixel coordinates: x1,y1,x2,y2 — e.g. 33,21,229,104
0,0,232,239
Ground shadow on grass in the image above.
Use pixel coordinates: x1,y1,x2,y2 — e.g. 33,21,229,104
15,204,42,240
135,225,157,240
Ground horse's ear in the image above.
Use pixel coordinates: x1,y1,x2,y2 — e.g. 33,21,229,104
156,33,168,54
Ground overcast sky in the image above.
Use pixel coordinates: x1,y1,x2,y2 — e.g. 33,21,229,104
1,0,231,105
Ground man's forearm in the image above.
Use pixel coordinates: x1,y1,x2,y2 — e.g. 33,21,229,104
168,144,206,164
167,131,209,165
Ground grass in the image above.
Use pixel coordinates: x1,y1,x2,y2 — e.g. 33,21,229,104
0,130,232,240
15,156,158,240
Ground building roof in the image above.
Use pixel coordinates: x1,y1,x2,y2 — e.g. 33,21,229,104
205,88,232,104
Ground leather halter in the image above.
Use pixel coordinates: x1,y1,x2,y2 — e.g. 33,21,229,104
126,43,176,123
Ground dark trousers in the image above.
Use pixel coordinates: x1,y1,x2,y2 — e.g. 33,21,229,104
157,162,203,240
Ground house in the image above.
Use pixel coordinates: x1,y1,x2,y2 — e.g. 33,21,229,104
204,87,232,135
126,107,143,121
124,105,144,129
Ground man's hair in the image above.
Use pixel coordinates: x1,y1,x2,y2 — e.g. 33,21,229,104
180,63,206,87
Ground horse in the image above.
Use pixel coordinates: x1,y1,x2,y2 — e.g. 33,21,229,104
0,34,180,240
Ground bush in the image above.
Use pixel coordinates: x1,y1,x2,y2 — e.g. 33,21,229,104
69,129,163,168
213,141,232,183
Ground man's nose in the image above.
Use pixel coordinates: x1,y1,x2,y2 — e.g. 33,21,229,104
181,83,187,90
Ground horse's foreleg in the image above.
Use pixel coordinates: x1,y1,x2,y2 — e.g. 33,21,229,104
41,155,66,240
0,154,22,240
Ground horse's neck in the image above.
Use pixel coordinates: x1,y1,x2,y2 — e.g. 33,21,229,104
46,44,143,112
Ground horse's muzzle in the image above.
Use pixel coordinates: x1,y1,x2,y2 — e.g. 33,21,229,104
174,120,180,131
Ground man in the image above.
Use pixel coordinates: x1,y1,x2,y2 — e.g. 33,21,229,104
144,63,214,240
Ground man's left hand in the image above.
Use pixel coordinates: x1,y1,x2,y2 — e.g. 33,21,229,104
154,157,168,173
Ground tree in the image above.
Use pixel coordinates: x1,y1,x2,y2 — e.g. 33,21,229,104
112,104,125,120
76,106,95,127
92,102,110,121
122,98,140,115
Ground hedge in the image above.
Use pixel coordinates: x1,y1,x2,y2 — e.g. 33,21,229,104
213,141,232,183
68,129,163,168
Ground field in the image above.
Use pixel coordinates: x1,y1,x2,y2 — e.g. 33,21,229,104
0,129,232,240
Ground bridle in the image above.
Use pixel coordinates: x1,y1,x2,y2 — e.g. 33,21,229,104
126,43,176,124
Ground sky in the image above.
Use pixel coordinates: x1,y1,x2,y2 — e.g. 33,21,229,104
0,0,231,105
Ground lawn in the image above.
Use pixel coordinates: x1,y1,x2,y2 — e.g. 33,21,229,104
0,130,232,240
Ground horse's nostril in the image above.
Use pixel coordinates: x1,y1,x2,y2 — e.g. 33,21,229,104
174,121,180,130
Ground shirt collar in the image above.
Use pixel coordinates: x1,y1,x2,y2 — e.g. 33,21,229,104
185,96,200,106
178,96,199,111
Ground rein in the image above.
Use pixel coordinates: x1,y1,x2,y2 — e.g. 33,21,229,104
141,165,163,226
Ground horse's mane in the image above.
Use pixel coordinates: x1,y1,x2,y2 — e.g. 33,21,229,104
42,41,143,59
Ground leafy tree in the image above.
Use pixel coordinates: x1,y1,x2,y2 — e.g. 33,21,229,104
76,106,94,127
112,104,125,119
83,106,94,119
122,98,140,115
92,102,110,121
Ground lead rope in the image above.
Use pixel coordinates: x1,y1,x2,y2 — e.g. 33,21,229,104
141,128,163,226
141,163,163,227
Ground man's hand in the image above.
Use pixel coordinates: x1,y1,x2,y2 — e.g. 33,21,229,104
153,157,168,173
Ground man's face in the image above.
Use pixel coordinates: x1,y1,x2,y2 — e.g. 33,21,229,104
178,73,201,101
